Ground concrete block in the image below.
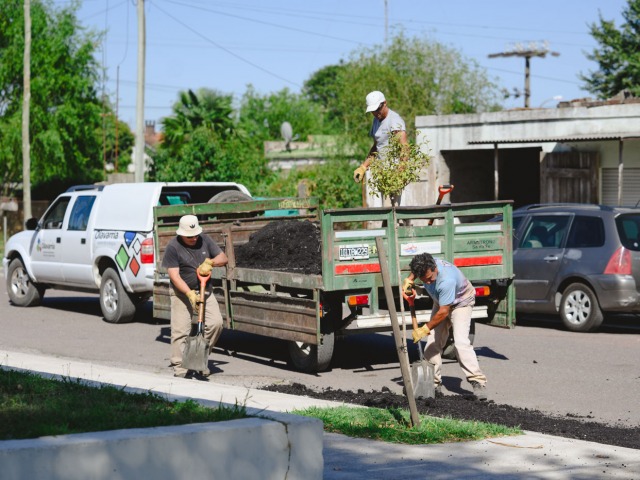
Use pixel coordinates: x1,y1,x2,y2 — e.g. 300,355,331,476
0,415,323,480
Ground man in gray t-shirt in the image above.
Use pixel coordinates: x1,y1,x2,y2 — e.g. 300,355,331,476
353,90,408,206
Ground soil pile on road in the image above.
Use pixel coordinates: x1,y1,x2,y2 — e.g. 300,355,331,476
262,383,640,450
235,220,322,274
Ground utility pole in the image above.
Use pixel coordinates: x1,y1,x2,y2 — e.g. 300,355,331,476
22,0,32,221
133,0,146,182
384,0,388,43
488,42,559,108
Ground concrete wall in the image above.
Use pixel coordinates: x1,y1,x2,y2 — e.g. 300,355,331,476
0,414,323,480
413,103,640,205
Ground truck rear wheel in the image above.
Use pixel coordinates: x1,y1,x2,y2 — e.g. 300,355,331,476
7,258,45,307
288,331,334,373
100,268,136,324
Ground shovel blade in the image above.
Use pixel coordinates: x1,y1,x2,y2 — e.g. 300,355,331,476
411,360,435,399
182,334,209,372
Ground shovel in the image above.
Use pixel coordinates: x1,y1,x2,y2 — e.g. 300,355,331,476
182,271,210,372
407,297,435,399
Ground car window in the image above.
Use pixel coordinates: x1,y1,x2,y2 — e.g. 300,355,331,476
520,215,570,249
68,195,97,231
42,197,71,230
616,214,640,251
566,216,605,248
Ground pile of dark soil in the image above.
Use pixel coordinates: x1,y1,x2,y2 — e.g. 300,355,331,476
235,220,322,274
262,383,640,450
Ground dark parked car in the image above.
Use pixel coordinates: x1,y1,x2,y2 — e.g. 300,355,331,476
510,204,640,332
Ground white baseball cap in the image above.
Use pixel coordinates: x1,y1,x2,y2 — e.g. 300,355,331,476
176,214,202,237
365,91,386,113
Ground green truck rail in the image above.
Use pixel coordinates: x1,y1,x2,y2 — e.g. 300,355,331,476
153,197,514,372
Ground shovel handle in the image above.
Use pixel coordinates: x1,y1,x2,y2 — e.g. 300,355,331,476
429,184,454,226
196,271,210,325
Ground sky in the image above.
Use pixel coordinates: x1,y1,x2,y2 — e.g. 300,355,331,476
63,0,629,129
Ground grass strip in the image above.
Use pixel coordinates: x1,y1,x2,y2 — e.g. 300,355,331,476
0,369,248,440
294,405,521,445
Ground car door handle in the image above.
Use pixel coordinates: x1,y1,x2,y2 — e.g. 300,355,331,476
543,255,558,262
56,237,61,243
81,238,86,245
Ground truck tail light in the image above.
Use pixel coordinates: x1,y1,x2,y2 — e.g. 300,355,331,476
140,238,154,264
348,295,369,307
604,246,631,275
475,286,490,297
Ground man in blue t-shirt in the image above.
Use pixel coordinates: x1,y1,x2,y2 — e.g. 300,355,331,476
353,90,408,207
402,252,488,400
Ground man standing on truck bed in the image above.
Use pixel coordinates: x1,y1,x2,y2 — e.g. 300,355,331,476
162,215,228,378
403,252,488,401
353,90,408,207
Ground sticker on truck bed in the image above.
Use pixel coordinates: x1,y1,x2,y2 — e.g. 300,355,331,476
339,244,369,261
400,241,441,256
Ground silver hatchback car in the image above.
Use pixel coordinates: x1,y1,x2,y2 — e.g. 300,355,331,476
511,204,640,332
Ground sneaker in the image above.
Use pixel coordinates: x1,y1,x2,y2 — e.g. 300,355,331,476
173,370,190,379
434,384,443,397
470,381,488,401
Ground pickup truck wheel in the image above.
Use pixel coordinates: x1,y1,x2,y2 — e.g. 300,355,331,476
100,268,136,324
7,258,44,307
288,332,334,373
442,319,475,361
560,283,603,332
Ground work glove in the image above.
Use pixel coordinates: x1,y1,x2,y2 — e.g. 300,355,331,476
353,165,367,183
186,290,199,310
412,324,431,343
204,258,215,267
198,261,213,277
402,289,416,307
402,277,414,295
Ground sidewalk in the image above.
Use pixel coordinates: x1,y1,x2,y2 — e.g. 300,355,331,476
1,350,638,479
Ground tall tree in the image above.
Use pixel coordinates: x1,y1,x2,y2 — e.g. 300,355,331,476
0,0,104,198
153,88,271,192
304,32,501,155
580,0,640,98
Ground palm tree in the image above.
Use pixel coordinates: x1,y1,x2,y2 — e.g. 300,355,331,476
161,89,235,154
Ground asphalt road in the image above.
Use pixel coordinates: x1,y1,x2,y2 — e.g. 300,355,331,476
1,273,639,427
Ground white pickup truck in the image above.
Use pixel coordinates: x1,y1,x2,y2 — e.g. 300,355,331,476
3,182,251,323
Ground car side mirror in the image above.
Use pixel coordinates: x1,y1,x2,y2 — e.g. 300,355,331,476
25,217,39,230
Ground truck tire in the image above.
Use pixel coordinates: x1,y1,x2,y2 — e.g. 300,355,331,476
6,258,45,307
442,319,475,360
560,283,603,332
208,190,252,203
288,332,334,373
100,268,136,324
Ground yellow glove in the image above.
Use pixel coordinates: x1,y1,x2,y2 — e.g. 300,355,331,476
412,324,431,343
402,277,414,295
186,290,199,310
198,261,213,276
204,258,215,267
353,165,367,183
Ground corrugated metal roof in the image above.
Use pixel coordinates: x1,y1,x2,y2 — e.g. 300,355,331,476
468,134,640,145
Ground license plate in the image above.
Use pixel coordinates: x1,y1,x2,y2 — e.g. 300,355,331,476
339,245,369,261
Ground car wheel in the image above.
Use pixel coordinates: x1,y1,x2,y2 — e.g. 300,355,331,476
442,319,475,360
288,331,334,373
6,258,45,307
208,190,252,203
100,268,136,324
560,283,603,332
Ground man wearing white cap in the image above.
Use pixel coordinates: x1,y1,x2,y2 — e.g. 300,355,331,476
162,214,228,378
353,90,408,206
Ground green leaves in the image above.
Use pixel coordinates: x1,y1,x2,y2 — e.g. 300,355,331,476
367,135,430,200
581,0,640,98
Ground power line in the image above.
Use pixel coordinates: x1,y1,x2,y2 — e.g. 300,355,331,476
151,1,301,88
